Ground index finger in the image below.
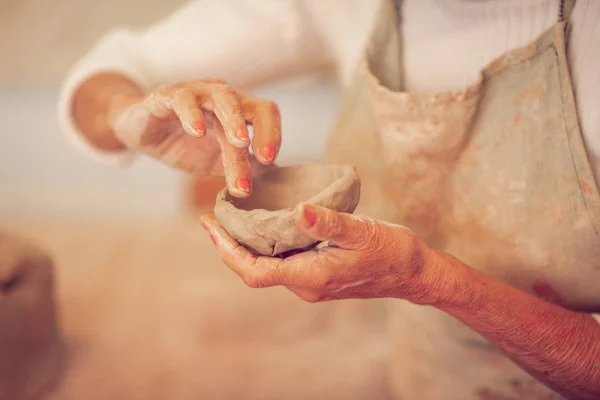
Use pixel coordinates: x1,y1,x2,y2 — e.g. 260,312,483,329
210,85,251,148
210,115,253,198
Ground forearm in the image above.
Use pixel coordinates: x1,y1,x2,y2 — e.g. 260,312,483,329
72,73,144,151
425,253,600,399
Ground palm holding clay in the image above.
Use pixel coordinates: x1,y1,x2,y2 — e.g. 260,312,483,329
201,205,434,303
214,164,361,256
74,76,281,197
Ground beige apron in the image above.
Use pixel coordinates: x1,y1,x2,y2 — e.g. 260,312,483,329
326,0,600,399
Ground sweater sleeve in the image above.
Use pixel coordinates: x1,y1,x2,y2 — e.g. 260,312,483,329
57,0,342,165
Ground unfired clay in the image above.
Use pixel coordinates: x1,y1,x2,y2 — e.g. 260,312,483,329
214,164,361,256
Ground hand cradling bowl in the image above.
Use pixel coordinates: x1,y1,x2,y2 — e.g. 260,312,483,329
214,164,361,256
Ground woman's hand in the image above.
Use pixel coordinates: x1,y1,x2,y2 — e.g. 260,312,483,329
200,204,445,304
74,75,281,197
111,78,281,197
200,206,600,399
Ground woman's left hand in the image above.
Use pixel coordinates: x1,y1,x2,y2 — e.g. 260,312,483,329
200,203,445,304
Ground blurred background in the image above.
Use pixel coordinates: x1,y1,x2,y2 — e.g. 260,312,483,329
0,3,390,398
0,0,341,219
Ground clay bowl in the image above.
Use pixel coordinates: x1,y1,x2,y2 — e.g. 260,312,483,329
214,164,361,256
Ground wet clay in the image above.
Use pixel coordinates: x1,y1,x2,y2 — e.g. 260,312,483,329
214,164,361,256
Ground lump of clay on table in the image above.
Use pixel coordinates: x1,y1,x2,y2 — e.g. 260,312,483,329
214,164,361,256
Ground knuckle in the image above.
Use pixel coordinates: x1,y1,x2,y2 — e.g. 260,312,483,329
358,218,384,248
321,212,345,237
367,218,382,236
257,100,279,114
212,83,237,96
326,221,344,238
172,87,192,102
201,78,227,85
154,84,172,98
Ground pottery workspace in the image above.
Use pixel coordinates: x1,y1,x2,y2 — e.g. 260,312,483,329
4,0,600,399
3,216,389,400
1,10,388,394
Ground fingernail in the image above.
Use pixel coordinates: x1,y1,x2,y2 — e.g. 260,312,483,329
263,144,276,162
200,219,209,230
237,127,250,141
237,177,251,192
209,233,218,245
303,204,317,228
194,121,206,134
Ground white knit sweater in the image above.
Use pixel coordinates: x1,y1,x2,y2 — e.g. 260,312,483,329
58,0,600,183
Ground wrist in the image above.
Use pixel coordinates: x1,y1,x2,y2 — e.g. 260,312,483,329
72,73,144,152
101,90,144,151
106,91,144,129
411,249,474,308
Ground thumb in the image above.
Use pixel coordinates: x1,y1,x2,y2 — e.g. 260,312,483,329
294,203,372,249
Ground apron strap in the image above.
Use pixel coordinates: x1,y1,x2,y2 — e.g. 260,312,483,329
558,0,576,22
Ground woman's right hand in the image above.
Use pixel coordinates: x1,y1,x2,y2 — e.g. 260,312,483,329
76,76,281,198
111,78,281,198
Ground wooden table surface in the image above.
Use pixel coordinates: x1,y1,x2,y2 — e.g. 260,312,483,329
4,215,390,399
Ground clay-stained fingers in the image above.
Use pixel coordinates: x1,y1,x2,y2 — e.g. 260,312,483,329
143,81,280,165
145,131,221,176
144,82,249,145
144,85,206,138
210,84,251,149
210,115,253,198
171,88,206,137
240,95,281,165
143,85,174,119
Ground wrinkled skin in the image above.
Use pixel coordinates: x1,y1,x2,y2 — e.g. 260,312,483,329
89,77,282,197
201,203,439,304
